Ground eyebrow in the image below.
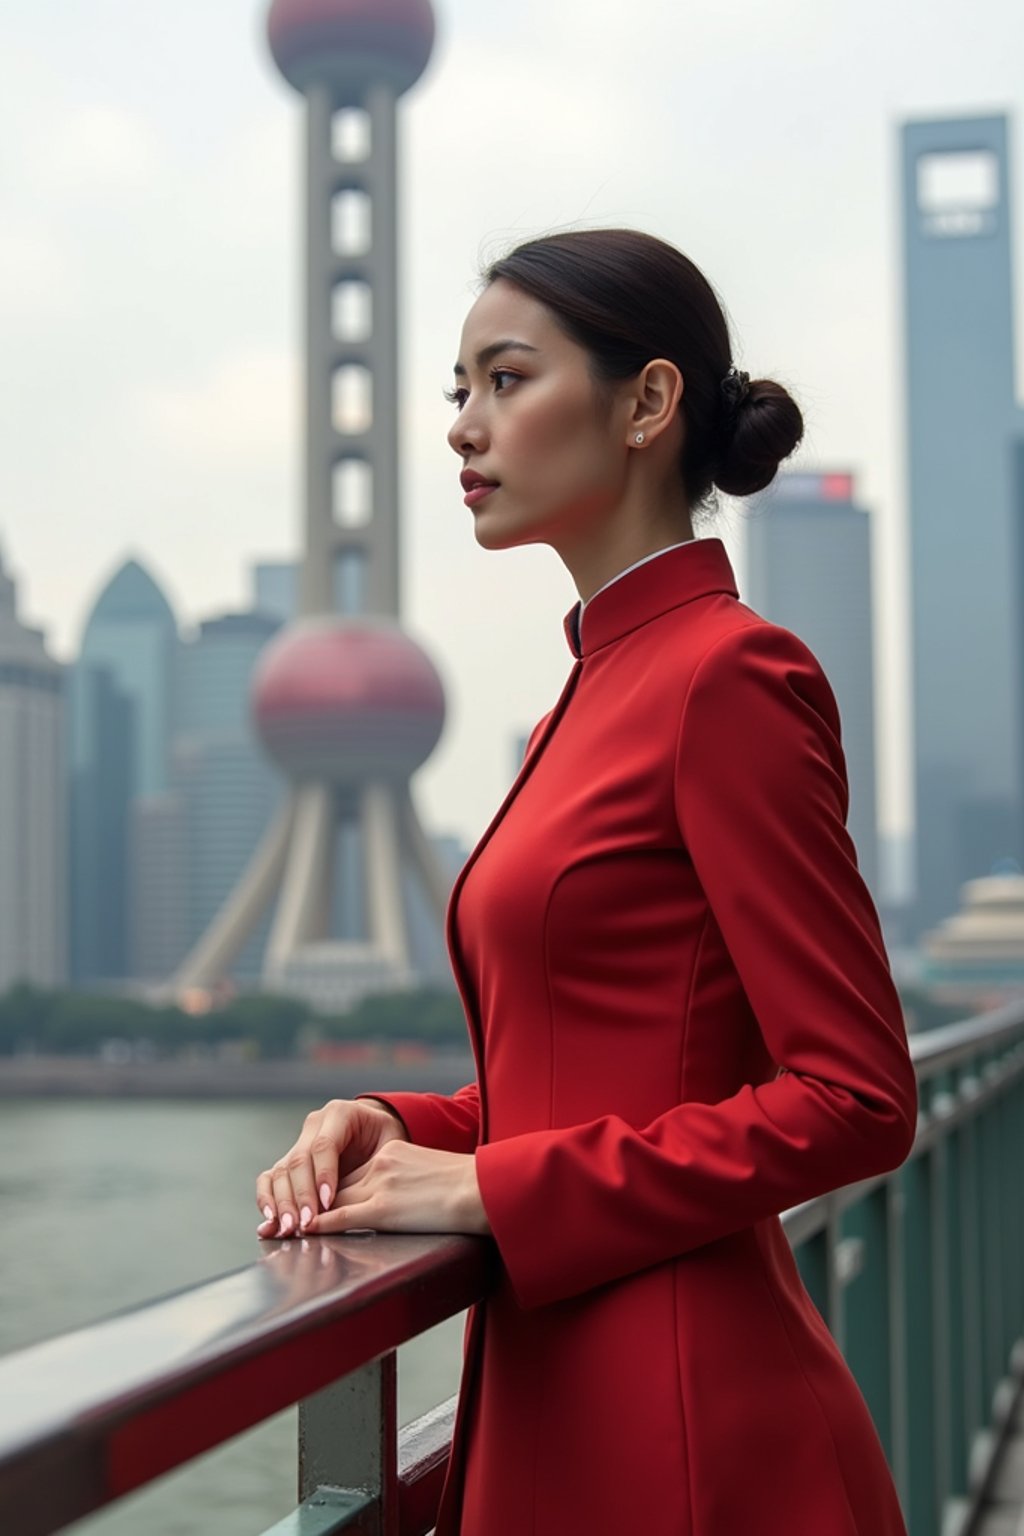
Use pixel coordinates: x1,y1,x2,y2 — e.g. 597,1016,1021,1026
452,340,540,376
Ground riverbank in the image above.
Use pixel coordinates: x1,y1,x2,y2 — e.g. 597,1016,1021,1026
0,1053,477,1099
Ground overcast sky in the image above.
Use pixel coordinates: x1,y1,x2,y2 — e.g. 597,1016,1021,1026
2,0,1022,853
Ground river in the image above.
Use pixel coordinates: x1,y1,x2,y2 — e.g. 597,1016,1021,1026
1,1098,467,1535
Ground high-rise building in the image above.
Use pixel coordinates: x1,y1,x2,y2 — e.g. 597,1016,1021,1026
172,611,286,980
252,560,299,626
0,542,66,990
170,0,452,1013
70,558,178,982
744,472,880,900
130,794,188,982
901,114,1022,935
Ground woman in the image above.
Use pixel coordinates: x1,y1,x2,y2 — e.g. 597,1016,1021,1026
255,228,918,1536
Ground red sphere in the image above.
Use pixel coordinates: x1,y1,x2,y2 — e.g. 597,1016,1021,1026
267,0,435,95
252,618,446,781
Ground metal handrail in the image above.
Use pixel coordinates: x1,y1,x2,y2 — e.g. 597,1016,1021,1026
909,997,1024,1078
2,997,1024,1536
0,1232,493,1536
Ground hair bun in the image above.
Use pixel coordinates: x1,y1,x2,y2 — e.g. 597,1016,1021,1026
713,376,803,498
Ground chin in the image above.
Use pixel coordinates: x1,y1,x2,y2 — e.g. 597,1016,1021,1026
472,514,529,551
471,501,555,553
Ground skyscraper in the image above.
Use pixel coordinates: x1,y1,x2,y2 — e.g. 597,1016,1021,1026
252,560,299,626
901,114,1022,935
171,0,452,1013
0,542,66,990
70,558,178,982
173,611,286,980
744,472,880,900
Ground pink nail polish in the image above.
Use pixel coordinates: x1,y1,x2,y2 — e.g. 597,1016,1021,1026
280,1211,294,1234
300,1205,312,1229
263,1205,274,1222
320,1183,331,1209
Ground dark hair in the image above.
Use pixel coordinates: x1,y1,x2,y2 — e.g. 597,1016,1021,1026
482,228,803,510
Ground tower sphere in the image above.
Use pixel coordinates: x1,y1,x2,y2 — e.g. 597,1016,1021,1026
252,618,446,782
267,0,436,95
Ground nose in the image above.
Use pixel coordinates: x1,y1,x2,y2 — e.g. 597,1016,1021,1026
447,403,487,458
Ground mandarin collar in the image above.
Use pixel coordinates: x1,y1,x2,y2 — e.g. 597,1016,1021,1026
562,537,739,658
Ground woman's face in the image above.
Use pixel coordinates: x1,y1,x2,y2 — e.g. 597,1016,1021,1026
446,279,630,552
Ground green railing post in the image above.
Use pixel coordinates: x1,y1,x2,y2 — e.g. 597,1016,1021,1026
979,1052,1005,1408
958,1072,985,1454
901,1149,937,1535
841,1186,893,1462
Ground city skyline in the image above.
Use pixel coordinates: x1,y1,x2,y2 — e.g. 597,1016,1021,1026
2,0,1023,851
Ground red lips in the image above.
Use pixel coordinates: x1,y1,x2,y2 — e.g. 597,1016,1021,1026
460,469,500,492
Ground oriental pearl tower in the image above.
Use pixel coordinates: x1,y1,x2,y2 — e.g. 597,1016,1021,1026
171,0,450,1010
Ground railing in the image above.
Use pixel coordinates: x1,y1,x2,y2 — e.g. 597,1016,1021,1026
3,999,1024,1536
789,996,1024,1536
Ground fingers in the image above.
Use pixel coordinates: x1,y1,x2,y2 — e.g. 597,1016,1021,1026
309,1114,351,1213
313,1199,377,1234
255,1104,347,1238
253,1155,320,1238
256,1099,386,1239
260,1170,376,1240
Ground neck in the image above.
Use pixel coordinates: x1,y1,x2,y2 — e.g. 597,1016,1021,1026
560,501,694,604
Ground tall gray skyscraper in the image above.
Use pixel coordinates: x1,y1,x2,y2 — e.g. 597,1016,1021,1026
744,472,880,900
70,558,178,982
0,542,66,990
902,114,1022,935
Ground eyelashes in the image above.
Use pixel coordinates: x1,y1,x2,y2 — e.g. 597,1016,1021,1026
443,368,521,411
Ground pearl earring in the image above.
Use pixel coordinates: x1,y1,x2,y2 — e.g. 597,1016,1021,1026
634,432,645,445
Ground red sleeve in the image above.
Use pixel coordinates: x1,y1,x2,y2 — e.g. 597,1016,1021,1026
355,1083,481,1153
473,622,918,1310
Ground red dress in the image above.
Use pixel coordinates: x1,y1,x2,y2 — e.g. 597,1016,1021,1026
361,536,916,1536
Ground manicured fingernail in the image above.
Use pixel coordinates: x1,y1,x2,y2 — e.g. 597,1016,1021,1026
280,1212,294,1234
320,1183,331,1210
263,1205,274,1222
300,1205,312,1229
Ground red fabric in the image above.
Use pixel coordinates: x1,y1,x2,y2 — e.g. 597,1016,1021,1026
359,537,915,1535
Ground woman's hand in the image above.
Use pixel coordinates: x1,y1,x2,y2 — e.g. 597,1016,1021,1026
256,1097,409,1239
306,1141,491,1237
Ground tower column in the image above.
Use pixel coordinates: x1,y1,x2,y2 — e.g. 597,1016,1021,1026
171,0,449,1013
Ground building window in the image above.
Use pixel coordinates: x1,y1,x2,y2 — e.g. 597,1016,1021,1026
917,149,999,239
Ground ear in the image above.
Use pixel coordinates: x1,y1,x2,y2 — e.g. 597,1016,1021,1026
627,359,684,448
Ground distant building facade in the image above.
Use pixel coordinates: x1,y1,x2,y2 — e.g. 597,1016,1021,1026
69,558,178,983
744,472,880,901
920,870,1024,1010
902,114,1023,935
0,543,66,990
170,611,286,981
251,561,299,626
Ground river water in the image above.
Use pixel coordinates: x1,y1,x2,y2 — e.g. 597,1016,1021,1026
0,1098,467,1535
